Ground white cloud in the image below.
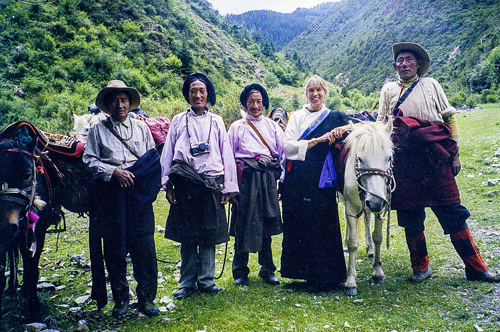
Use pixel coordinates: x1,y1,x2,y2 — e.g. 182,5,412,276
206,0,338,15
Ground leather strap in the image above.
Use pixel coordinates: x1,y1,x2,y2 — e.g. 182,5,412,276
103,118,141,159
394,78,419,110
245,118,273,156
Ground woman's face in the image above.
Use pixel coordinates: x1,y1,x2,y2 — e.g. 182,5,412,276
306,85,325,111
246,91,264,118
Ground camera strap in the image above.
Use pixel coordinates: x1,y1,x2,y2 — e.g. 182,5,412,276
245,118,273,157
186,111,212,147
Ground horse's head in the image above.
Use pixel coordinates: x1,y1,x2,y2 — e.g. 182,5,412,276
345,120,394,213
72,114,91,142
0,137,43,248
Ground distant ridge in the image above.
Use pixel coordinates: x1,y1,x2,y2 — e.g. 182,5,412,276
228,3,335,51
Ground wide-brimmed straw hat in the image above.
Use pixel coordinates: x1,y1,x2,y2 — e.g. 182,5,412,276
392,42,430,77
95,80,140,113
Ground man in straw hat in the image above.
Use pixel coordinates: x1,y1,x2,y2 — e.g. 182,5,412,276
377,43,500,283
160,73,238,300
83,80,161,318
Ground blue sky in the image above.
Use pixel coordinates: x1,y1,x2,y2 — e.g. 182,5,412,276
206,0,338,15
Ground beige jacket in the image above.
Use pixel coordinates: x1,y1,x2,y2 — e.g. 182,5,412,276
377,77,459,141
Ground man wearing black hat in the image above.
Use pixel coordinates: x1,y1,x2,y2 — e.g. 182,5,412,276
227,84,285,286
377,43,500,283
160,73,238,300
83,80,160,318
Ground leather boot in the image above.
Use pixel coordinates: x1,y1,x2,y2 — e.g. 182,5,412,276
450,228,500,282
406,231,431,282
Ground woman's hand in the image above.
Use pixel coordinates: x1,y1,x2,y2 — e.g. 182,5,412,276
331,124,352,139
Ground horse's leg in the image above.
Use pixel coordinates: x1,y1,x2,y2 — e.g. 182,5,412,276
343,218,349,252
344,212,359,296
6,248,18,298
20,227,47,322
364,211,374,260
371,213,385,285
0,250,6,318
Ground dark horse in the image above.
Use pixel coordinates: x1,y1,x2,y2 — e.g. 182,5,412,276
0,122,86,321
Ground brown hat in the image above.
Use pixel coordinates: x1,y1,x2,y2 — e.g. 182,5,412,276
95,80,140,113
392,42,430,77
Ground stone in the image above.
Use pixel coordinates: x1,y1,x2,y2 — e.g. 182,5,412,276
75,295,90,305
70,255,88,266
23,323,47,332
37,282,56,292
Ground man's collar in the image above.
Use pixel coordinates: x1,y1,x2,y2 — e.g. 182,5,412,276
398,74,419,88
245,112,263,122
189,107,208,116
110,116,131,127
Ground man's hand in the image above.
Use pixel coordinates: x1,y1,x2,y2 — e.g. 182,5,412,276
112,168,135,188
451,152,461,176
166,182,177,204
221,192,237,205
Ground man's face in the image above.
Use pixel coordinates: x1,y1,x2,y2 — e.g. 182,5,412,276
108,92,130,122
246,91,264,118
394,51,421,80
189,80,208,114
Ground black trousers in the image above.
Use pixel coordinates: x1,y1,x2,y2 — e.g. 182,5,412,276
103,233,158,305
232,235,275,279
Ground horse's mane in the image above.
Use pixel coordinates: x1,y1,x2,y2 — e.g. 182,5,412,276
344,121,393,167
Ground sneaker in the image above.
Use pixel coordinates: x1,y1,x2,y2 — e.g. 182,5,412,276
466,268,500,282
112,301,129,319
408,267,433,282
199,284,224,294
173,287,197,300
233,277,249,286
259,269,280,286
140,302,159,317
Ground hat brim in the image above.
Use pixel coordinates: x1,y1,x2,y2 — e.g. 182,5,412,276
95,87,140,113
392,42,430,77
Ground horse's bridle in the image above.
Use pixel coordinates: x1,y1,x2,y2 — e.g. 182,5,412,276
0,147,38,213
354,155,396,249
354,155,396,205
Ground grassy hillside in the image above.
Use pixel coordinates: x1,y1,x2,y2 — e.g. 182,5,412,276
0,0,310,133
282,0,500,98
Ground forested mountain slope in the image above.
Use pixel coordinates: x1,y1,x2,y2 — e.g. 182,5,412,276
228,3,335,51
0,0,306,132
282,0,500,95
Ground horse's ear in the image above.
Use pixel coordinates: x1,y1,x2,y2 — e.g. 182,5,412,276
26,137,37,155
385,116,393,134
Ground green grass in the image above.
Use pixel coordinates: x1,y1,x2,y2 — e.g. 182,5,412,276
2,105,500,331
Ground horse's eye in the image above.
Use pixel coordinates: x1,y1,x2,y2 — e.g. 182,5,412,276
22,173,33,182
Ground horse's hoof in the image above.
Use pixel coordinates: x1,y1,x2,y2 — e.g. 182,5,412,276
372,276,385,285
344,287,358,296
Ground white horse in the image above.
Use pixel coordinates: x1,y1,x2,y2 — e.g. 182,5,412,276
342,120,395,296
71,112,108,142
